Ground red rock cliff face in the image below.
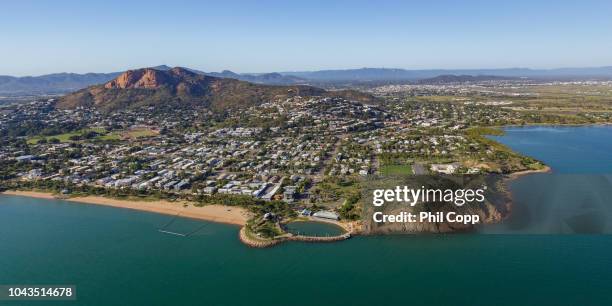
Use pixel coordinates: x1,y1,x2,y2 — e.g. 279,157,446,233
104,69,173,89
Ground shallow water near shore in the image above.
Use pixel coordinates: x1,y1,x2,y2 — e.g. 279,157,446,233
486,125,612,234
2,125,612,305
2,195,612,306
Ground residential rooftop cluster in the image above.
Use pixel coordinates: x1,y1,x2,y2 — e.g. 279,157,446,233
0,88,580,218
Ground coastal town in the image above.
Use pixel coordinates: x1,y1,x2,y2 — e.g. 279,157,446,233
2,76,612,242
4,2,612,305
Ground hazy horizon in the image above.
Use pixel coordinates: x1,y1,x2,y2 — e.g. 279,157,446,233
4,64,612,78
2,0,612,76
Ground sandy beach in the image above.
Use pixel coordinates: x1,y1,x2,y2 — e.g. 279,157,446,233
1,190,249,225
2,190,58,199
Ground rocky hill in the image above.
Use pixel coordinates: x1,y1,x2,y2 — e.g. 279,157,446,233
0,65,305,96
57,67,376,112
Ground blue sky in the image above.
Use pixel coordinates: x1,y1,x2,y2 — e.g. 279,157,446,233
2,0,612,76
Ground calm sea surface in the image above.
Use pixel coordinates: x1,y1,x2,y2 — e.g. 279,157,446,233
2,126,612,306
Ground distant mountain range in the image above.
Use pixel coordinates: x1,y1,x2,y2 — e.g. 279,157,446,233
0,72,121,95
58,67,375,112
153,65,308,85
0,65,307,95
2,65,612,95
415,74,519,84
282,67,612,81
205,70,307,85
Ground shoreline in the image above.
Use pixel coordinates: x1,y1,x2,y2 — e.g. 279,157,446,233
239,222,353,248
2,190,355,248
498,165,552,221
1,190,249,226
506,165,552,180
492,122,612,130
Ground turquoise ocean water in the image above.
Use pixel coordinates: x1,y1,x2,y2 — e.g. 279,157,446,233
2,125,612,306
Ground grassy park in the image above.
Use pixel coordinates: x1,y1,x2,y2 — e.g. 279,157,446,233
27,127,157,144
380,164,413,176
